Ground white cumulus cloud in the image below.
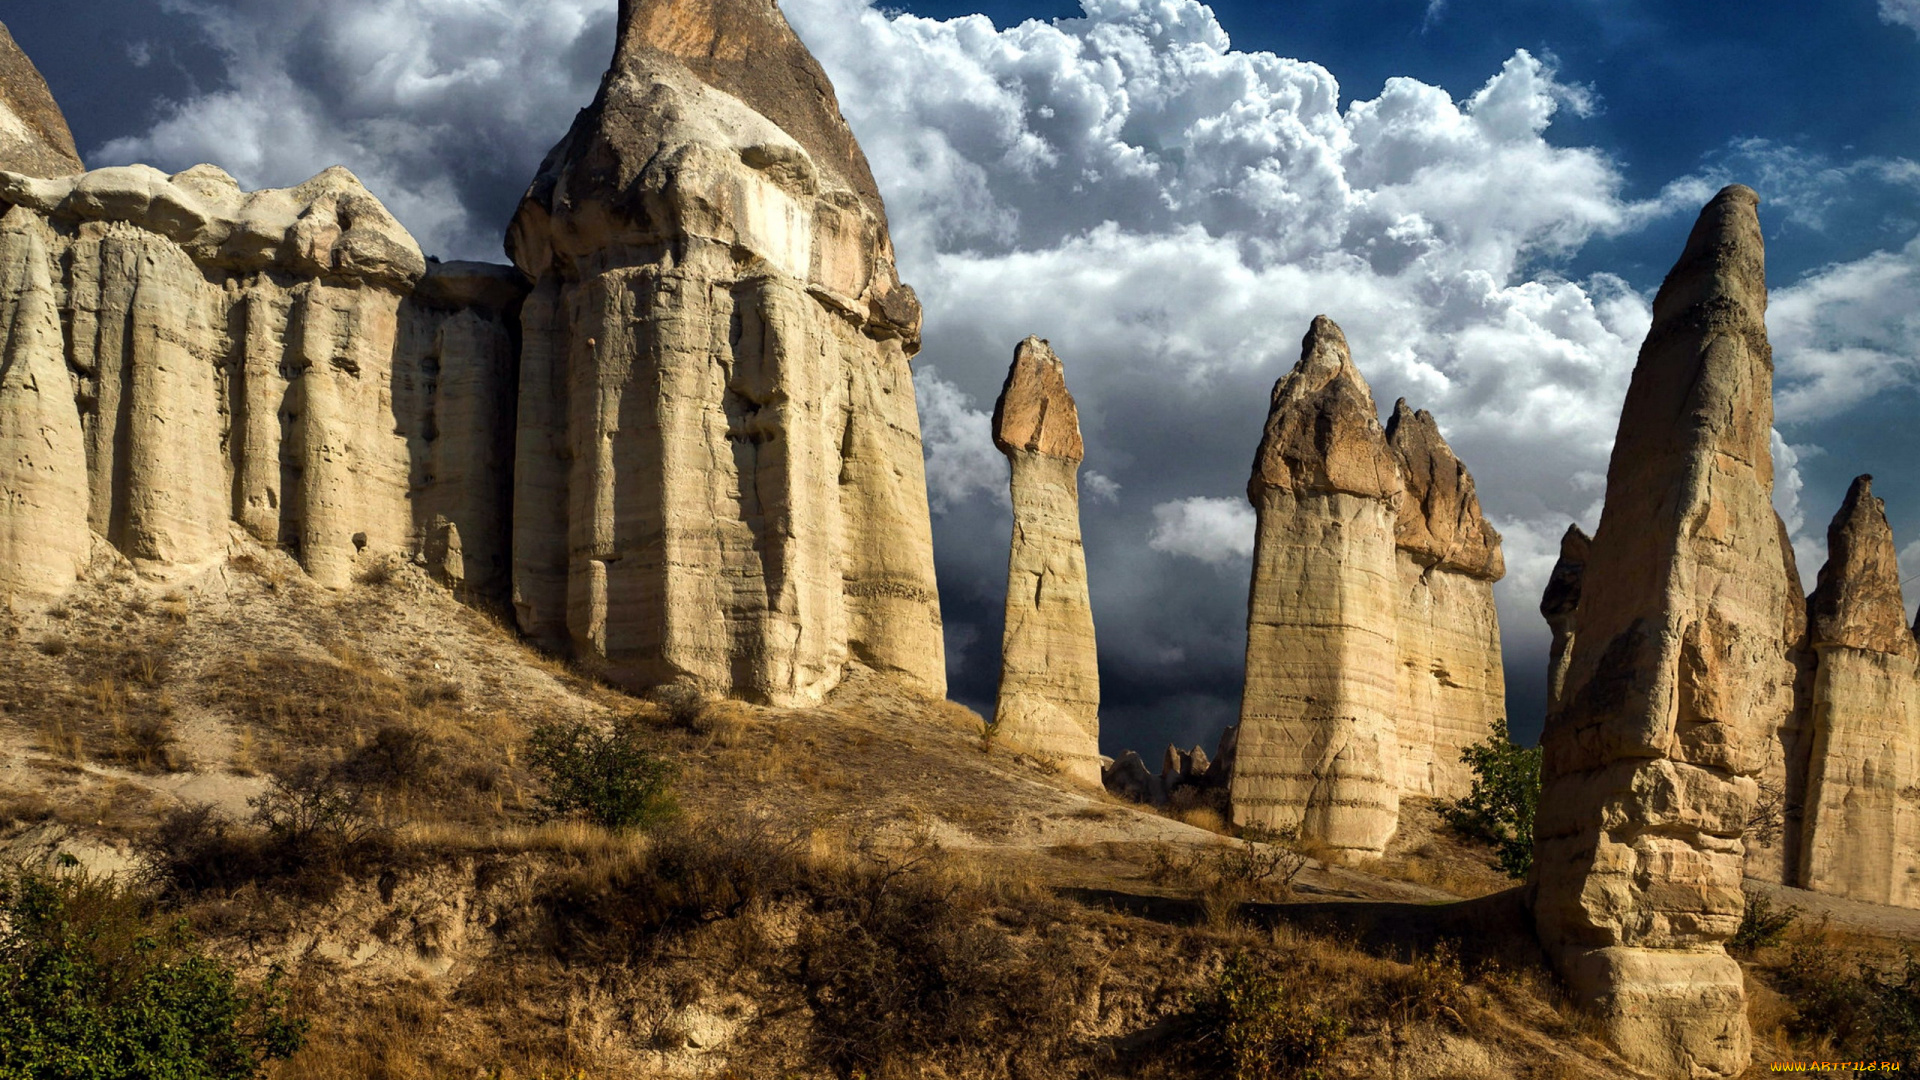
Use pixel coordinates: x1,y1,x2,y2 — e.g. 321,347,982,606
1148,497,1255,564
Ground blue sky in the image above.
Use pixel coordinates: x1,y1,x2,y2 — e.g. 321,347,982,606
10,0,1920,753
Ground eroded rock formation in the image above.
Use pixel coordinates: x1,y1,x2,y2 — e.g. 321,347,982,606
1799,475,1920,906
1540,524,1591,716
991,337,1099,783
0,163,521,603
1386,399,1505,800
506,0,943,705
0,22,81,178
1531,186,1797,1078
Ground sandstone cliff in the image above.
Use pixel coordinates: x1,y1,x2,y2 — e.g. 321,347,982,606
991,337,1100,784
506,0,943,705
0,22,81,178
1799,475,1920,907
1234,316,1404,852
1386,399,1505,800
0,163,521,602
1532,185,1797,1078
1540,524,1591,716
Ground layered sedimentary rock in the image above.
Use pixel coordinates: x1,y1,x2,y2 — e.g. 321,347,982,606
1799,476,1920,907
0,22,81,178
990,337,1099,783
1540,525,1591,716
506,0,943,705
1532,186,1798,1078
1233,316,1404,851
1386,399,1505,800
0,163,521,602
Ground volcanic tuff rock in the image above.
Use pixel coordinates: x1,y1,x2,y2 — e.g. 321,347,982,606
0,162,521,603
1531,186,1797,1078
1540,525,1591,716
506,0,943,706
1386,399,1505,800
990,337,1099,784
0,22,81,178
1800,475,1920,907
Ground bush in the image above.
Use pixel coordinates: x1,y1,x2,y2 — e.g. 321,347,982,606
1442,718,1540,879
1730,887,1799,954
0,870,305,1079
138,770,392,900
527,720,677,832
1771,943,1920,1064
1189,951,1347,1080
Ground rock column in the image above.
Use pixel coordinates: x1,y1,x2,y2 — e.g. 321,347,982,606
1232,316,1403,852
991,337,1100,784
1532,186,1798,1078
1539,524,1591,716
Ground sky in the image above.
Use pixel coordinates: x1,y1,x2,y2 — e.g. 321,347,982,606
10,0,1920,754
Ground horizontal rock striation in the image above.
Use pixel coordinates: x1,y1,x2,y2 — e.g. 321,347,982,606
506,0,943,705
0,163,521,602
991,337,1100,784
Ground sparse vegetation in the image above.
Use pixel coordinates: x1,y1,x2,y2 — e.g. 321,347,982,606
1442,718,1540,879
1187,951,1348,1080
0,869,305,1079
1731,887,1800,954
1762,938,1920,1064
528,718,678,832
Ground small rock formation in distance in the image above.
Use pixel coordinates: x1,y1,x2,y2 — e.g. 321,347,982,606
507,0,944,706
0,21,82,178
1539,524,1591,715
990,336,1100,784
1531,185,1798,1078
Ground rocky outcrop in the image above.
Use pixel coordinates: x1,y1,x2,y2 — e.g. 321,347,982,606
0,163,522,603
1386,399,1505,800
1540,525,1591,716
1233,316,1404,853
991,336,1099,784
0,22,81,178
1799,476,1920,907
1531,186,1797,1078
506,0,943,705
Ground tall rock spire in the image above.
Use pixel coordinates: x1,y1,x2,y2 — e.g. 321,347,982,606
0,22,82,178
1532,185,1797,1078
1232,316,1404,852
991,337,1100,783
508,0,944,704
1539,524,1591,716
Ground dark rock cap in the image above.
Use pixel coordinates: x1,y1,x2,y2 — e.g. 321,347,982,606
1249,315,1400,501
1386,397,1504,581
0,21,82,178
1809,475,1915,657
992,336,1084,461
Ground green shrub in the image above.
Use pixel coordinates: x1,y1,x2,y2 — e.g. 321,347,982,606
1771,943,1920,1065
1442,718,1540,879
0,871,304,1079
138,770,392,900
1730,887,1799,954
1189,951,1347,1080
528,720,677,832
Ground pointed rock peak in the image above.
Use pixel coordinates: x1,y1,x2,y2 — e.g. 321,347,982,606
0,21,82,178
614,0,883,219
1809,474,1914,656
1540,523,1591,620
1650,183,1766,338
1251,316,1399,500
992,335,1084,462
1387,397,1504,580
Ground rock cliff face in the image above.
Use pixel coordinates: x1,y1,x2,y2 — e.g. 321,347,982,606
991,337,1099,784
506,0,943,706
1799,475,1920,907
0,22,81,178
1233,316,1404,852
1386,399,1505,800
1531,186,1797,1078
0,163,521,603
1540,525,1591,716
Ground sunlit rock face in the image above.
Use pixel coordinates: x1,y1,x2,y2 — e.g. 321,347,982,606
0,163,520,603
0,21,82,179
1531,185,1797,1079
1798,475,1920,908
991,337,1100,785
505,0,943,705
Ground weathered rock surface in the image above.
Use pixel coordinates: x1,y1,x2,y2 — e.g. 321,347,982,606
0,162,521,601
1540,524,1591,716
1233,316,1404,852
1531,185,1796,1078
0,22,81,178
507,0,943,705
1799,475,1920,907
991,336,1099,784
1386,400,1505,800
